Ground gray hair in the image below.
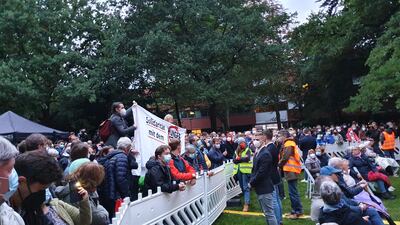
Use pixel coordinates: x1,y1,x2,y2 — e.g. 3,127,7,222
117,137,132,150
320,181,342,205
328,157,343,169
185,144,196,153
0,136,19,165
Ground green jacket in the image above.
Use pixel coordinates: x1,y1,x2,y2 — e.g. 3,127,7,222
49,198,92,225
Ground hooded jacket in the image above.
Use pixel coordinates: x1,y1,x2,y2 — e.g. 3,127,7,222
144,158,179,194
97,150,130,200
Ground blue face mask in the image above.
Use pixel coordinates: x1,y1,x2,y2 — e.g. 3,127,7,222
3,169,19,201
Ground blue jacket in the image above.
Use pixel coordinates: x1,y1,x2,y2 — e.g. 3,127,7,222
207,147,224,169
97,150,130,200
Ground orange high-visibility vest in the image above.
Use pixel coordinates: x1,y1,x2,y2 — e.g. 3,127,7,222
382,131,395,150
282,140,302,174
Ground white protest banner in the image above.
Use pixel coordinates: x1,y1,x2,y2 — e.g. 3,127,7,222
133,104,186,170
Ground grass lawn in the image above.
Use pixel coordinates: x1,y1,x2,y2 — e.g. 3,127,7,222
214,176,400,225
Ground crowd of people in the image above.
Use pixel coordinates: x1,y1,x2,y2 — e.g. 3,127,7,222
0,101,399,225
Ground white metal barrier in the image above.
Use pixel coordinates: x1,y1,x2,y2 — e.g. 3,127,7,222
111,161,241,225
324,139,400,160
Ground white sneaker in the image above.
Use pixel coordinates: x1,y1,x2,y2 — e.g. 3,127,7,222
388,186,396,192
300,179,307,183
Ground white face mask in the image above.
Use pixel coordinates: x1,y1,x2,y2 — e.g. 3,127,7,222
215,144,220,149
253,140,261,149
310,153,316,158
120,108,127,116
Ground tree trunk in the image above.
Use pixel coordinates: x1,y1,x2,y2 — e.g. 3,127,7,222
275,109,282,130
226,107,230,131
174,98,182,127
209,102,217,131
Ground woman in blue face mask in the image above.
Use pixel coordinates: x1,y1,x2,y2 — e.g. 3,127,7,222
0,137,24,224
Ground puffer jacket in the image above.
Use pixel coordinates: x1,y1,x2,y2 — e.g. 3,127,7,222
97,150,130,200
144,159,179,194
207,147,224,169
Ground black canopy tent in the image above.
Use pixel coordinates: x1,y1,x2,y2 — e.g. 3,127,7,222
0,111,68,143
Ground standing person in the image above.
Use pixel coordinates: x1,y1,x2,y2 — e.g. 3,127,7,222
207,137,225,169
97,137,133,220
168,139,197,183
105,102,136,148
278,130,303,219
11,150,64,225
222,133,237,159
251,130,280,225
163,114,174,124
367,122,383,156
299,128,317,182
144,145,186,194
0,137,24,224
130,143,141,201
380,125,396,159
346,128,361,143
233,137,253,212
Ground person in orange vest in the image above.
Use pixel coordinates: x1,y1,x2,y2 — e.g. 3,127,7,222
380,125,396,159
278,130,303,220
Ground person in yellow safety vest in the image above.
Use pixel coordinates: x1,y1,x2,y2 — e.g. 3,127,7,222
233,137,253,212
380,125,397,159
277,130,303,220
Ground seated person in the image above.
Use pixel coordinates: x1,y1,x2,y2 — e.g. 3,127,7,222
319,166,385,225
169,139,197,183
316,146,330,167
361,141,399,176
310,176,334,222
305,149,321,178
318,181,369,225
144,145,185,194
207,137,225,169
341,159,390,219
349,147,395,199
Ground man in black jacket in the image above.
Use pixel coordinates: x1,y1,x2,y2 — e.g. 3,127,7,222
144,145,186,194
105,102,136,148
250,129,278,225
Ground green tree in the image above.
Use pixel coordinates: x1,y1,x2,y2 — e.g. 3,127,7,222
347,11,400,112
290,0,399,123
119,0,292,130
0,0,103,130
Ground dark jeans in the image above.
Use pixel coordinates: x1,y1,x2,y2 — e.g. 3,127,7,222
287,179,303,214
99,197,115,222
384,150,395,159
131,175,140,201
364,208,385,225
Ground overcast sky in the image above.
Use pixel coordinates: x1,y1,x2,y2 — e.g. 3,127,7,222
279,0,321,25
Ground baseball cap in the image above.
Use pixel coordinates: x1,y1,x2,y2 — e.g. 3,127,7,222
320,166,342,176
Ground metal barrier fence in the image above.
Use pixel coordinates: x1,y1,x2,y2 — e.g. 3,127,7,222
111,161,241,225
324,139,400,160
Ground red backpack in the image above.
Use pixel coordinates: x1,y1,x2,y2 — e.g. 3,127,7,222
99,119,112,142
